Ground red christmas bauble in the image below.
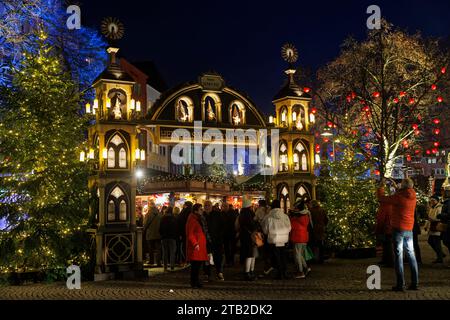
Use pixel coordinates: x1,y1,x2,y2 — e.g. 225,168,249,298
372,92,380,98
431,84,437,91
434,142,440,147
412,124,419,130
433,119,440,125
434,128,441,135
426,150,431,155
441,67,447,74
303,87,311,93
437,96,443,103
311,108,317,114
399,91,406,97
409,98,415,105
393,98,399,104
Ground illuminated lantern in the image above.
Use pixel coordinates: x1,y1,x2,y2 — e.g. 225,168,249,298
426,150,431,155
374,170,380,176
330,152,334,158
327,122,333,128
346,95,352,103
393,98,399,104
363,105,370,112
399,91,406,97
437,96,443,103
311,108,317,114
415,149,420,155
434,142,440,147
402,140,409,148
412,124,419,130
372,92,380,98
324,138,329,143
315,144,321,154
303,87,311,93
432,148,438,154
406,155,412,162
442,67,446,74
351,92,357,99
433,119,440,125
409,98,415,105
414,130,420,136
434,128,441,135
431,84,437,91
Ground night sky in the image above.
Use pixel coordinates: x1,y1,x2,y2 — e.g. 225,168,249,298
82,0,450,114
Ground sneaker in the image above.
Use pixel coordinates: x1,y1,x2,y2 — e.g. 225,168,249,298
263,267,274,275
217,273,225,281
306,267,311,276
295,272,306,279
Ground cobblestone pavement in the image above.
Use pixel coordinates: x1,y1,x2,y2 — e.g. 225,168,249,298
1,235,449,300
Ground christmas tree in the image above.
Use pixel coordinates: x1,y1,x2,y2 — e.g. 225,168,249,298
318,136,378,251
0,32,92,278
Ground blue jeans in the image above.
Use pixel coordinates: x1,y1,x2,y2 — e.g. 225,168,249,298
392,230,419,287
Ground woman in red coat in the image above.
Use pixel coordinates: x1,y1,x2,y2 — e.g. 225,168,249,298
186,203,208,288
290,200,311,279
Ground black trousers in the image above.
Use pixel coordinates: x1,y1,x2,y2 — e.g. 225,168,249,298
190,261,203,286
223,236,236,266
204,244,224,276
413,232,422,263
271,244,288,278
428,235,444,260
382,235,394,266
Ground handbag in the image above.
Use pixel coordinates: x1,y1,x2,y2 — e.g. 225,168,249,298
251,231,264,247
304,245,315,261
436,222,448,233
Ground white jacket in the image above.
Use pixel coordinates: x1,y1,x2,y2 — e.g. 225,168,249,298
425,204,442,236
262,208,291,247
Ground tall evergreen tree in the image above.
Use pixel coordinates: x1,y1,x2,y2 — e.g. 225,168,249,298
319,136,378,251
0,32,91,275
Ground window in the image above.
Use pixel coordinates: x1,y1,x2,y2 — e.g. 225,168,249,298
159,146,166,156
204,96,218,122
279,142,288,172
293,141,308,172
119,148,126,168
230,101,245,125
148,141,153,153
176,97,193,122
435,168,445,176
280,106,288,127
107,148,115,168
106,133,128,169
107,186,128,222
292,105,305,130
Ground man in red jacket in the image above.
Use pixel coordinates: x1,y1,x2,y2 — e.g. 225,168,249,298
377,178,419,291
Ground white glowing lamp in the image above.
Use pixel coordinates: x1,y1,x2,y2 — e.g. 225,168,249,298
102,148,107,159
315,154,321,165
79,151,85,162
136,101,141,112
130,99,136,110
292,112,297,121
310,113,316,124
269,116,274,124
140,149,146,161
106,98,111,109
85,103,91,114
135,148,140,160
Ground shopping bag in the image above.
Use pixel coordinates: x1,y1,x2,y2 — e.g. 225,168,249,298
304,246,315,261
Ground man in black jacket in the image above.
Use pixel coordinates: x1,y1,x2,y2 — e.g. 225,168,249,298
159,207,178,271
203,200,225,281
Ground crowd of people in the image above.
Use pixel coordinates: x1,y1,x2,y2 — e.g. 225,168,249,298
375,178,450,291
142,197,328,289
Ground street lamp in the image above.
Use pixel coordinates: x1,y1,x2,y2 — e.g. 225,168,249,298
321,128,335,162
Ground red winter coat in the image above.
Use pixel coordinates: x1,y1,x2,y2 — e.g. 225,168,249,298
290,214,310,244
377,187,416,232
186,213,208,262
375,189,393,235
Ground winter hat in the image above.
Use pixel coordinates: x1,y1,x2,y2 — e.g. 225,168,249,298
242,196,252,208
